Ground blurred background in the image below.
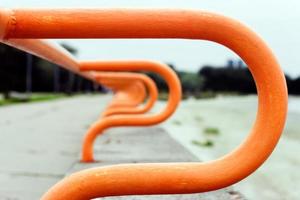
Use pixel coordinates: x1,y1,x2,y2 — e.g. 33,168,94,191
0,1,299,200
1,0,300,100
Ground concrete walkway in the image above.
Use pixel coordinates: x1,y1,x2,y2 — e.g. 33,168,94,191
70,127,244,200
0,95,243,200
0,95,110,199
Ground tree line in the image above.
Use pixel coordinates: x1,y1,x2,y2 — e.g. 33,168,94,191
0,43,100,98
152,60,300,96
1,43,300,99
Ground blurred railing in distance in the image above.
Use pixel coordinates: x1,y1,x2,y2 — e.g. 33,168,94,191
80,60,181,162
95,72,158,117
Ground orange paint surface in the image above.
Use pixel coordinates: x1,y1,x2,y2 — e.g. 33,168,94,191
80,61,181,162
95,72,158,117
0,8,288,200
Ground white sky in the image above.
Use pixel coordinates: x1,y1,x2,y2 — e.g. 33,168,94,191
2,0,300,76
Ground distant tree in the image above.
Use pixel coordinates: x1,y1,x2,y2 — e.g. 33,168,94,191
60,43,78,95
0,43,27,98
61,43,78,55
1,44,300,98
198,60,256,94
0,42,99,97
287,75,300,95
144,63,204,95
177,71,203,93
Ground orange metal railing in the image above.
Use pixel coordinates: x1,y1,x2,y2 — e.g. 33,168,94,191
0,8,288,200
95,72,158,117
80,60,181,162
100,76,146,107
102,78,147,109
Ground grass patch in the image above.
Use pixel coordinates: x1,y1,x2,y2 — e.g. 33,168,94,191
194,115,203,122
172,120,182,126
204,127,220,135
158,92,189,101
194,91,217,99
0,93,67,107
29,93,66,102
192,139,214,147
158,92,169,101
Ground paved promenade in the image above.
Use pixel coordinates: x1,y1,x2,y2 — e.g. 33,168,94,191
0,95,110,199
0,95,243,200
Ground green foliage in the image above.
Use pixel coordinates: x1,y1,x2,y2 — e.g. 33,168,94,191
194,115,203,122
172,120,182,126
194,91,217,99
158,92,169,101
0,43,97,96
192,139,214,147
0,93,66,106
204,127,220,135
2,42,300,96
60,43,78,55
198,60,256,94
29,93,66,102
178,71,203,93
146,64,203,95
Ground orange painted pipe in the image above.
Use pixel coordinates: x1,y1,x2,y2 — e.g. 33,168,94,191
98,76,147,110
0,39,95,81
0,8,287,199
102,80,144,107
80,60,181,162
0,10,158,117
0,38,157,117
95,72,158,117
100,78,147,109
0,11,93,81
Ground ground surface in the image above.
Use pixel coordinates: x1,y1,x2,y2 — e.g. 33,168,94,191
0,95,299,199
160,95,300,200
0,94,242,200
0,95,110,199
69,127,243,200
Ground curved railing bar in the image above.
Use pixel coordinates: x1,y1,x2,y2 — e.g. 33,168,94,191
101,79,147,108
80,60,181,162
0,9,181,163
96,72,158,117
0,9,91,80
0,21,179,162
0,8,287,199
99,80,144,112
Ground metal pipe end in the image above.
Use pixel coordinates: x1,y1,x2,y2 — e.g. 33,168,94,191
0,8,11,40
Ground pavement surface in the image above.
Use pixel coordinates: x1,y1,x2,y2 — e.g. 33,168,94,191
160,96,300,200
0,95,244,200
70,126,244,200
0,95,110,200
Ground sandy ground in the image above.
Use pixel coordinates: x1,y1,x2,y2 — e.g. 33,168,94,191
159,95,300,200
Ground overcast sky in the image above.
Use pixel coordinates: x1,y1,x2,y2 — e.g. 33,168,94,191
2,0,299,76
